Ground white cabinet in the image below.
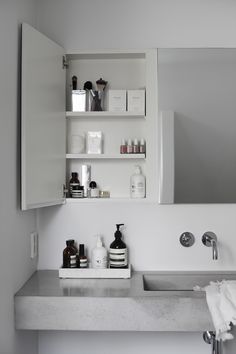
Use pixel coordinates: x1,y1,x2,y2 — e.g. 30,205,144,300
21,23,158,210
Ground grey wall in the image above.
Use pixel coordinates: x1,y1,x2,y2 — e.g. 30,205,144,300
35,1,236,354
0,1,38,353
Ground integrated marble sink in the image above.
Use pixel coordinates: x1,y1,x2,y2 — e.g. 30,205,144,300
143,272,236,291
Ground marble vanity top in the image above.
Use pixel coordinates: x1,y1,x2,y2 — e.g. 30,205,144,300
14,270,236,332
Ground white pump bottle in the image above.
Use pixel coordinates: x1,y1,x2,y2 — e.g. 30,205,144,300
91,236,108,269
130,165,146,198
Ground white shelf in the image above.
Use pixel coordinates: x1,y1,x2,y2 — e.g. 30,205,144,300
59,264,131,279
66,153,146,159
66,111,145,118
65,197,152,204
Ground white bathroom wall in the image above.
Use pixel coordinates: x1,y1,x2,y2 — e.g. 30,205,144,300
36,0,236,272
35,1,236,354
39,331,209,354
0,1,38,354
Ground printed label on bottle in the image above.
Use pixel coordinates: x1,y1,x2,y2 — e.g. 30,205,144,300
131,182,145,197
70,182,80,197
109,248,128,267
93,256,107,269
70,255,77,268
80,258,88,268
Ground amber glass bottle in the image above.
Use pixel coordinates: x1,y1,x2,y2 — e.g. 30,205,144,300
69,172,80,198
77,244,88,268
63,239,77,268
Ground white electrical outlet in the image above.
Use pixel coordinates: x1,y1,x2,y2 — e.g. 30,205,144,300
30,232,38,259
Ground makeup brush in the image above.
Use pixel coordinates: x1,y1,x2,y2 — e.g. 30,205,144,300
96,78,107,91
72,75,77,90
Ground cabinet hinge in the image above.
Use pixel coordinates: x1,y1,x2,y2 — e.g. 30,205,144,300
63,55,69,69
63,184,68,198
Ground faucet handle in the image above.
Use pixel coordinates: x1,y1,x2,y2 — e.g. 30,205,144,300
202,232,218,260
180,232,195,247
202,232,217,246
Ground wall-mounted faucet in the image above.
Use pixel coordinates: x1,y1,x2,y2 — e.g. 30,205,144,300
202,232,218,260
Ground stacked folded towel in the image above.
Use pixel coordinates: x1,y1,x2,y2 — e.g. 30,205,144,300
201,281,236,341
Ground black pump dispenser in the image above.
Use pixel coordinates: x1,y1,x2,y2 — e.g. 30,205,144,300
114,223,124,240
109,224,128,268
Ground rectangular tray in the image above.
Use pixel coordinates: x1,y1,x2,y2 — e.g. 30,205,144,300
59,264,131,279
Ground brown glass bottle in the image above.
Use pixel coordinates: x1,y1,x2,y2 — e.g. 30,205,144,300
63,239,77,268
77,244,88,268
69,172,80,198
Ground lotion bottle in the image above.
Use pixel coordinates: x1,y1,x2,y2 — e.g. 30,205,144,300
130,165,146,198
91,236,108,268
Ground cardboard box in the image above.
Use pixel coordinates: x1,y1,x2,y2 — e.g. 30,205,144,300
108,90,126,112
127,90,145,113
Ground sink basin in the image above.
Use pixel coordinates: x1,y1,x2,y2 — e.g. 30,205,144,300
143,273,236,291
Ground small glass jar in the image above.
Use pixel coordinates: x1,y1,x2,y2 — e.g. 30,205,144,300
77,244,88,268
139,138,146,154
133,138,140,153
120,138,127,154
127,138,133,154
89,181,100,198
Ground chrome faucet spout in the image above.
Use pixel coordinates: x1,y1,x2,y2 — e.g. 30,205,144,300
211,239,218,260
202,232,218,261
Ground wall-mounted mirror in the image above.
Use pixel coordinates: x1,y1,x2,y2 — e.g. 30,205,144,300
158,48,236,204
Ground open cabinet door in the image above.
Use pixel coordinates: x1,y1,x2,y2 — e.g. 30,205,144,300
21,23,66,210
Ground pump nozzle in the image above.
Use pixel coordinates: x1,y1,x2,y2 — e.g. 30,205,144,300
116,223,124,231
114,224,124,239
96,235,103,247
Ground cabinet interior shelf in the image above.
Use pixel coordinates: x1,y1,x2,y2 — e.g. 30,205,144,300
21,25,157,210
66,153,146,159
65,197,151,204
66,111,145,118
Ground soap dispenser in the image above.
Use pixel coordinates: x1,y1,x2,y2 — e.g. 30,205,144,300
130,165,146,198
91,235,108,269
109,224,128,268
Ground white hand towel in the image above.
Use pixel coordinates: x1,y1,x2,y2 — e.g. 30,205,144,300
204,281,236,341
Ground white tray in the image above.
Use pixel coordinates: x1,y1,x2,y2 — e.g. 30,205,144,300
59,264,131,279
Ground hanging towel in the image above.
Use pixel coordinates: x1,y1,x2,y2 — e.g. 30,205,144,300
200,281,236,341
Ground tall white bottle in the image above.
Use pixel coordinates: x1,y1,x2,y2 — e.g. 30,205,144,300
91,236,108,269
130,165,146,198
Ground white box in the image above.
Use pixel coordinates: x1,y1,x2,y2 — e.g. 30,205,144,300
86,131,103,154
108,90,126,112
127,90,145,113
59,264,131,279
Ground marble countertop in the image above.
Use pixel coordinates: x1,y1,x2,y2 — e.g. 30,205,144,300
14,270,236,332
